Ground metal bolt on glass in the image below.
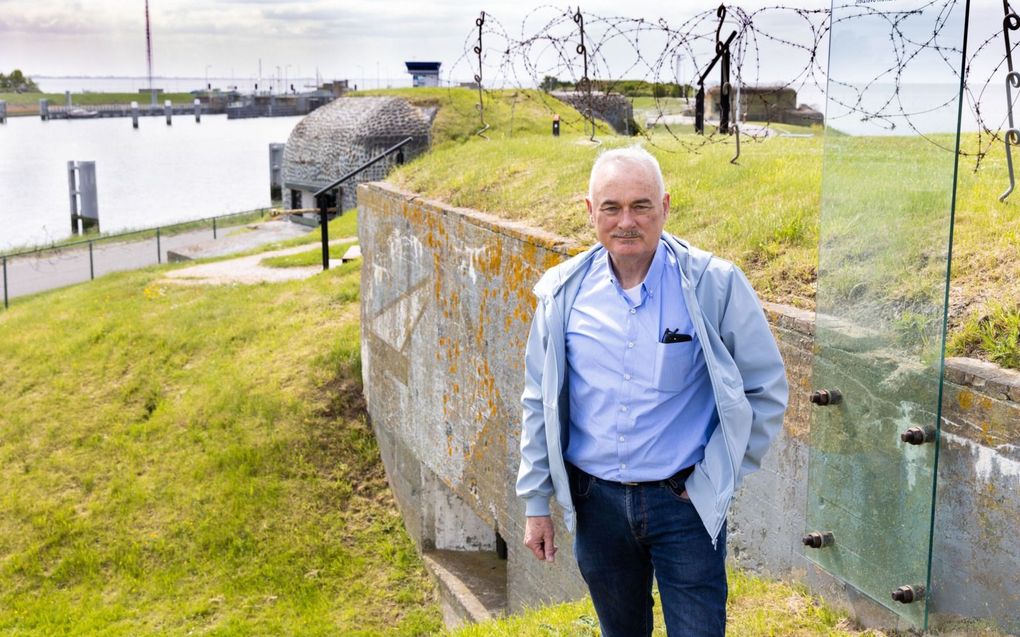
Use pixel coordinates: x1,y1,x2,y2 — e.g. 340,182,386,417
892,585,925,604
900,426,936,446
802,531,835,549
809,388,842,406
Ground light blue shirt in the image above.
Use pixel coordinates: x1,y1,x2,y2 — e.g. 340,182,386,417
564,240,718,482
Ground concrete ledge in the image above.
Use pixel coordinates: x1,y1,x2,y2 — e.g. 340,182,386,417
422,550,507,629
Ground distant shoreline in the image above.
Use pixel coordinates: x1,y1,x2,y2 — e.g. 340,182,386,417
0,91,207,117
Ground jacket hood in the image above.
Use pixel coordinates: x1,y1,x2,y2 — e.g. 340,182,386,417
532,233,715,299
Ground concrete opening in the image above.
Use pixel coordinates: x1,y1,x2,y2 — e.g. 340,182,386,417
420,469,507,629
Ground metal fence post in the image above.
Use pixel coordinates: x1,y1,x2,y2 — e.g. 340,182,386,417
213,217,218,239
89,241,94,280
3,256,7,309
156,227,162,264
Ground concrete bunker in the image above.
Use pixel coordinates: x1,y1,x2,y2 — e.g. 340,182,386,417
282,96,432,216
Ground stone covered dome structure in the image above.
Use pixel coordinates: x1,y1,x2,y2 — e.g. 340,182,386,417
282,96,431,213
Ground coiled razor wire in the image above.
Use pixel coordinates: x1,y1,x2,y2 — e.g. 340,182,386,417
443,2,1020,179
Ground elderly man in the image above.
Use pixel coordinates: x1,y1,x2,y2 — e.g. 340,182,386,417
516,147,788,636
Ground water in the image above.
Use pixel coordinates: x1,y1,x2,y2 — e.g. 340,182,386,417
0,114,302,250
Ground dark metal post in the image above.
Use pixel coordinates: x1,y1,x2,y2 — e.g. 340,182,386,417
318,193,330,270
695,85,705,134
88,241,94,280
68,161,80,235
213,217,218,239
2,256,7,309
156,227,162,264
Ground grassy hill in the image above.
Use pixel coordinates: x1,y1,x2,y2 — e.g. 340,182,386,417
2,214,961,636
355,88,612,147
373,91,1019,369
0,218,442,635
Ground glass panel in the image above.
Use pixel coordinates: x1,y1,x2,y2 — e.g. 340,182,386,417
806,0,968,629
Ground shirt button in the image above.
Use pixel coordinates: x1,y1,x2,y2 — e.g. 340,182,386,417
620,405,628,412
621,463,627,469
619,435,625,442
629,308,636,314
624,373,632,380
627,342,634,349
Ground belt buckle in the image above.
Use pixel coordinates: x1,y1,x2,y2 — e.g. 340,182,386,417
621,481,639,486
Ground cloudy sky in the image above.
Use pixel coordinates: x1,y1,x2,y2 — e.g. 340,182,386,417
0,0,830,84
0,0,1000,92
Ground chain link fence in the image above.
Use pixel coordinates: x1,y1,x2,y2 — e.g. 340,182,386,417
1,209,273,309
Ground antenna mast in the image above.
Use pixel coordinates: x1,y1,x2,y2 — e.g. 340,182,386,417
145,0,155,103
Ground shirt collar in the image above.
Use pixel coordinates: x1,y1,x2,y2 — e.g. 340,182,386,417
603,239,667,299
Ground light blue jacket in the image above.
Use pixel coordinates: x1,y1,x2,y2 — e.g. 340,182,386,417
516,233,789,544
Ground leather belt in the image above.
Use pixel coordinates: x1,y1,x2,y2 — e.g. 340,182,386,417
571,464,695,489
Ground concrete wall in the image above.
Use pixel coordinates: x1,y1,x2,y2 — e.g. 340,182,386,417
359,181,1020,634
550,92,635,135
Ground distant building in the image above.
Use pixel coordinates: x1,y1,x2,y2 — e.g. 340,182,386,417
320,80,350,98
405,62,442,88
706,84,823,126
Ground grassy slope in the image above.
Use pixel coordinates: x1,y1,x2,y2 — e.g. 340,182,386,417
391,133,821,309
454,573,1007,637
450,570,884,637
0,224,441,634
356,88,612,147
387,116,1020,367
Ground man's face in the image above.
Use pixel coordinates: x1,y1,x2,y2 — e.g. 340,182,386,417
586,160,670,265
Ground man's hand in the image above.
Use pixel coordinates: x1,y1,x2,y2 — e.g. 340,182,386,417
524,515,557,563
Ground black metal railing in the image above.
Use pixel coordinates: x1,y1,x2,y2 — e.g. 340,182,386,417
313,136,413,270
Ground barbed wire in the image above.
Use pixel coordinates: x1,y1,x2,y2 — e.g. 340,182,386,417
445,2,1017,171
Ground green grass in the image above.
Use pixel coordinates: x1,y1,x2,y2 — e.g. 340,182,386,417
948,301,1020,369
356,88,612,148
260,243,352,268
0,219,442,634
0,91,198,107
0,208,274,258
389,126,1020,368
391,133,821,309
449,570,882,637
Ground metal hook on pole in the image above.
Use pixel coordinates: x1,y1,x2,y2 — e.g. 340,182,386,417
474,11,490,139
574,7,599,144
695,27,736,136
1000,2,1020,201
1000,73,1020,201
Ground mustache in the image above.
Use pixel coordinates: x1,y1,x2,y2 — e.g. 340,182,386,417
611,232,642,238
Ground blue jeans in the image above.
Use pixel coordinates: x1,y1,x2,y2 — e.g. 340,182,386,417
571,467,727,637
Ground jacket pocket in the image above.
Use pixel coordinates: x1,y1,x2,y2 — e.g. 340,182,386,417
652,341,694,392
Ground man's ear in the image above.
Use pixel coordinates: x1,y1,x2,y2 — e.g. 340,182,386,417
662,193,671,220
585,198,595,227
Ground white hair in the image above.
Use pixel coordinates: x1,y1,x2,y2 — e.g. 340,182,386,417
588,146,666,200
